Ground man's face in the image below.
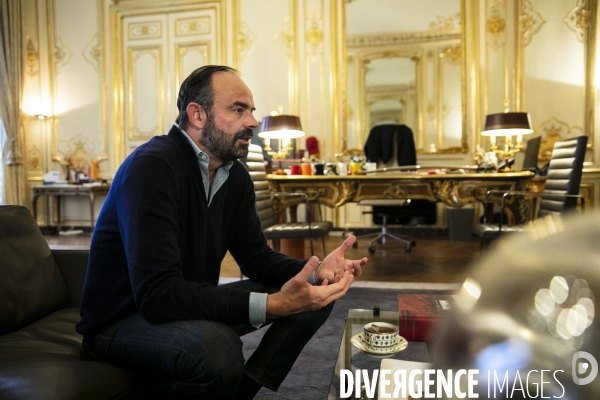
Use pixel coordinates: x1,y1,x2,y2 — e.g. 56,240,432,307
199,72,258,162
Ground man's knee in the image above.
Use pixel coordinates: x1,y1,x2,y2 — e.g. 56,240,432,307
172,326,245,399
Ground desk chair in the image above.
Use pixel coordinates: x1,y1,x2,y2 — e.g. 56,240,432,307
473,135,587,246
243,144,332,258
354,124,417,253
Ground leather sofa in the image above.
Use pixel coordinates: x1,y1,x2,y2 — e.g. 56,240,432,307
0,205,156,399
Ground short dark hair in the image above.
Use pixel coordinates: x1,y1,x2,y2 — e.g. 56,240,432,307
175,65,238,129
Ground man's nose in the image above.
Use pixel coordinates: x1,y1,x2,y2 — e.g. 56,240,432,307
247,113,258,128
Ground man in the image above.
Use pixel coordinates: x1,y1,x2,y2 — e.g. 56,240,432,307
77,65,367,399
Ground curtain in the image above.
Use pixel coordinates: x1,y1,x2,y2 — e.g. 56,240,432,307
0,0,26,205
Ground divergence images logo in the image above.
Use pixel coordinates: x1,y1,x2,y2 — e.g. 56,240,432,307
572,351,598,385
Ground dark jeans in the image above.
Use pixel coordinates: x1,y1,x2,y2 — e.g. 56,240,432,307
82,279,333,399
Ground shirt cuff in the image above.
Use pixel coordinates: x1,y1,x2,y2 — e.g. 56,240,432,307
249,292,268,328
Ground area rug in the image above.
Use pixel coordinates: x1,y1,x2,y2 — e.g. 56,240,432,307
241,283,459,400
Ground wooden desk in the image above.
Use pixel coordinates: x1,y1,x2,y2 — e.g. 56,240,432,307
268,171,535,223
33,184,110,230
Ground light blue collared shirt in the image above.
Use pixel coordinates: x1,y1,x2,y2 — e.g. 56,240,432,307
178,124,268,326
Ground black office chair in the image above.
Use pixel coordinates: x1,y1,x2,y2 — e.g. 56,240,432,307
354,124,418,253
473,135,587,246
243,144,332,258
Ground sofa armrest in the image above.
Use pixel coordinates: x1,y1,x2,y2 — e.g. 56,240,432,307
50,246,89,308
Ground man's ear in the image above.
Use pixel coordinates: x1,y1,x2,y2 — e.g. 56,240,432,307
186,102,206,129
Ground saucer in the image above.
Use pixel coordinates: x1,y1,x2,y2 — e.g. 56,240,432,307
350,333,408,357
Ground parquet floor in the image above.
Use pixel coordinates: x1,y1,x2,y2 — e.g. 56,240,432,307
45,230,484,284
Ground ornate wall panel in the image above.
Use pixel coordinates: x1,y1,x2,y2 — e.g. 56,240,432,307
107,2,225,165
127,46,163,140
522,0,596,160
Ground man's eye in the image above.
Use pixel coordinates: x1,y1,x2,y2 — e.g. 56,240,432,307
235,108,243,114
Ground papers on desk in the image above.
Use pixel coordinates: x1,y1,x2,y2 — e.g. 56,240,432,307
378,359,432,400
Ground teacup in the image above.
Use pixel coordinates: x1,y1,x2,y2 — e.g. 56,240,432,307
363,322,400,350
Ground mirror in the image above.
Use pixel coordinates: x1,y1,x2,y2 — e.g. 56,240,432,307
345,0,466,155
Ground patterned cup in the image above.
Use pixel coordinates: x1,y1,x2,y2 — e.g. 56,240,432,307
363,322,400,350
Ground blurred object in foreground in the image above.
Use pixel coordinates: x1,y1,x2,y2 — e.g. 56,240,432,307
431,212,600,399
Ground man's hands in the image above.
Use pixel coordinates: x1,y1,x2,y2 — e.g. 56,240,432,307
315,235,367,285
266,257,354,319
266,236,367,319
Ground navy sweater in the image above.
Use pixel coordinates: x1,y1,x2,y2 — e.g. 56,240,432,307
77,127,305,336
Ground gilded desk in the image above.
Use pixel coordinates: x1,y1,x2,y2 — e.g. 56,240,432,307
267,171,535,223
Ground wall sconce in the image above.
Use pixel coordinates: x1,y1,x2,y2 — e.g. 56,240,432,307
481,112,533,171
258,114,305,174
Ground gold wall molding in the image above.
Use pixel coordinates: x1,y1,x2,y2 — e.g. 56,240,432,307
537,117,584,162
25,36,39,77
175,42,211,90
367,83,415,96
237,21,256,63
520,0,545,47
306,12,324,55
27,147,43,173
128,46,163,140
347,30,460,49
429,13,462,31
564,0,591,43
175,16,211,36
441,45,461,64
275,16,294,59
106,0,228,168
83,33,103,72
486,0,507,51
53,35,71,74
128,20,162,40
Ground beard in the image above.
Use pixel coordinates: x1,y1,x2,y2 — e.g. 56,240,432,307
199,115,253,162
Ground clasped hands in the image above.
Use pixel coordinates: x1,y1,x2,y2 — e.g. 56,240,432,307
266,235,368,319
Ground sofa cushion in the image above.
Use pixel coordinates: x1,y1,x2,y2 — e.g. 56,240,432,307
0,308,83,356
0,205,69,335
0,308,146,400
0,353,146,400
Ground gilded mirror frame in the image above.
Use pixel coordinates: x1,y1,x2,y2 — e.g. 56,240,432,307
341,0,467,155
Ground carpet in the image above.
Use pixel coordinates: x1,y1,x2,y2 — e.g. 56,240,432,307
241,283,458,400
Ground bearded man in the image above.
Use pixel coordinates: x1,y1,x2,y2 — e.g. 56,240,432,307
77,65,366,399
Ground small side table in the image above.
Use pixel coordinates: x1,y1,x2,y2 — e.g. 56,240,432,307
32,184,110,230
328,308,431,400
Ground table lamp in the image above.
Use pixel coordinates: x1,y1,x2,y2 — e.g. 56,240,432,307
481,112,533,171
258,114,305,174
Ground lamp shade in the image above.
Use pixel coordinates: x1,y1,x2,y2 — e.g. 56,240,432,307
481,112,533,137
258,115,305,140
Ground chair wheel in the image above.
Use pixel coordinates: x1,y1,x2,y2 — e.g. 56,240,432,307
352,242,358,249
405,245,412,253
368,246,376,253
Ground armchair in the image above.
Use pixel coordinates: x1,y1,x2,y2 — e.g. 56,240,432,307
473,136,588,245
243,144,332,258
